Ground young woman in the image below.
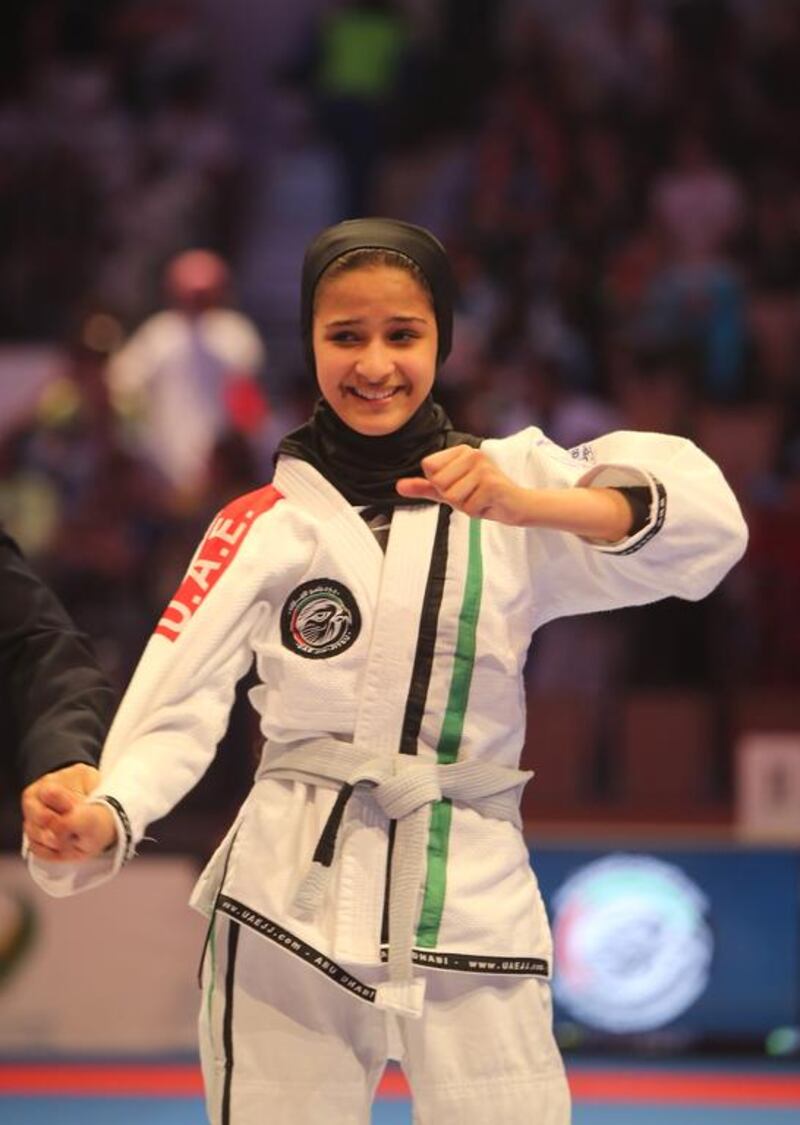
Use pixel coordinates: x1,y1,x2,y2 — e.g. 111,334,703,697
27,219,747,1125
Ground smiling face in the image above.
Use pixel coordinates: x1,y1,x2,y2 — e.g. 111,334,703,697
312,264,438,436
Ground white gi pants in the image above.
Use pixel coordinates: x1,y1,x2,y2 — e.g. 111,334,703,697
199,917,571,1125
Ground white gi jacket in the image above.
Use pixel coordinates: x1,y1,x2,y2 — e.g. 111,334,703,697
29,428,747,1017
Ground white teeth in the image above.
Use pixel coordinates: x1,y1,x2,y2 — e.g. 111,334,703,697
351,387,398,401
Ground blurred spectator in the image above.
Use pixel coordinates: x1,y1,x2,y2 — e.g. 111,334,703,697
744,172,800,399
96,59,243,322
470,25,566,243
639,259,747,401
559,0,672,115
107,249,269,506
748,1,800,159
433,0,506,130
106,0,212,117
650,128,745,263
640,129,749,400
0,135,101,339
0,331,171,684
292,0,411,215
0,1,244,336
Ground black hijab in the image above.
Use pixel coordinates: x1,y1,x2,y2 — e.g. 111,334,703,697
299,217,454,370
277,218,479,506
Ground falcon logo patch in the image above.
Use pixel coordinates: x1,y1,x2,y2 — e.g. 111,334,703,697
281,579,361,659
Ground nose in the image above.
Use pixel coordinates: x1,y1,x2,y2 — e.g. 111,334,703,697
354,340,395,382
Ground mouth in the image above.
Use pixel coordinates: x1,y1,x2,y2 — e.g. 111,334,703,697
346,386,405,402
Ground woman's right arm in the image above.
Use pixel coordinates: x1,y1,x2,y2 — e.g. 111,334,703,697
26,484,305,896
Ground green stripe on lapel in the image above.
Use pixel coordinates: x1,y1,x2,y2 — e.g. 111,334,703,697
416,516,484,948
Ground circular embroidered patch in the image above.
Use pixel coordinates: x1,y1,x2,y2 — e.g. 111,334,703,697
280,578,361,659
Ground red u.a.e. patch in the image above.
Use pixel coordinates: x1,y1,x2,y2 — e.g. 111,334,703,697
155,484,283,642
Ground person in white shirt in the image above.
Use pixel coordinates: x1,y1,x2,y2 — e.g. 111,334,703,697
108,248,268,501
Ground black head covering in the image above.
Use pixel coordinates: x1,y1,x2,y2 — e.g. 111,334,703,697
278,218,479,507
300,217,454,370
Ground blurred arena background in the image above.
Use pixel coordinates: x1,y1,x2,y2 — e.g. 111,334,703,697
0,0,798,1120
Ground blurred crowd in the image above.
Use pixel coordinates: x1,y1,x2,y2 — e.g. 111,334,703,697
1,0,798,829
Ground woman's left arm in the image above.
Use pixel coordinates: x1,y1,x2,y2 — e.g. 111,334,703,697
398,444,635,537
397,429,749,619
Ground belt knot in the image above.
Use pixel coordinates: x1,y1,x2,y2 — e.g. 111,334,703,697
354,757,443,820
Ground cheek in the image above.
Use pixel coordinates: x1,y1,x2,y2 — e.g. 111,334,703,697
413,349,437,395
313,345,342,392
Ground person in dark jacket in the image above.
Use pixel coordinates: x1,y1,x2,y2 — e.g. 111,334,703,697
1,529,114,857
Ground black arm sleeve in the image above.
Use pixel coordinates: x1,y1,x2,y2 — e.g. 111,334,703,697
614,486,652,537
0,532,115,788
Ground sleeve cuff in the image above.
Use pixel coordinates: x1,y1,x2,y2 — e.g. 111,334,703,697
577,464,667,556
25,838,125,898
87,794,136,863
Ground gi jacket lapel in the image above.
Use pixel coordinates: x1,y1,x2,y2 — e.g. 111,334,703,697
353,503,444,759
274,455,384,606
275,454,447,758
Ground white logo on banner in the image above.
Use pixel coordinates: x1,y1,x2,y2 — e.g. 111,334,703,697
552,854,712,1033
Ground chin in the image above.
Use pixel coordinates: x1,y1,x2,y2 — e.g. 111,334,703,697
348,415,405,437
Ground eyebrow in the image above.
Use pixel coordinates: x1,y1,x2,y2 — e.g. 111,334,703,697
324,315,429,327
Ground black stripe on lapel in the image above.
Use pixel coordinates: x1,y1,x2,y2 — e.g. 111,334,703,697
397,503,452,757
382,503,452,944
380,819,397,946
221,919,240,1125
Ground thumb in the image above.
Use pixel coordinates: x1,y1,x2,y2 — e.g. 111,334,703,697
396,477,438,500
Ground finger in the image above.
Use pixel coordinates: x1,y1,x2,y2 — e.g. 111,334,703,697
440,474,482,511
21,789,46,825
419,445,466,474
21,798,61,835
396,477,439,500
24,824,61,852
38,783,79,816
22,775,78,819
26,839,63,861
423,445,472,481
462,486,495,519
23,810,80,850
26,838,86,863
422,446,476,490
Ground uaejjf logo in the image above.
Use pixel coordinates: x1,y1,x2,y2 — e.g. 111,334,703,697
281,579,361,659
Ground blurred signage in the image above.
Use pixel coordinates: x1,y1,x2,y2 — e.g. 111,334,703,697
0,856,205,1054
551,854,712,1033
532,842,800,1046
737,734,800,843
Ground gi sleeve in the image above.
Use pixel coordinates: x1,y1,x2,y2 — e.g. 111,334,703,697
27,485,308,896
516,429,748,625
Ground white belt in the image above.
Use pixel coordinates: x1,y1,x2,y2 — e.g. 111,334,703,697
257,739,532,1018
